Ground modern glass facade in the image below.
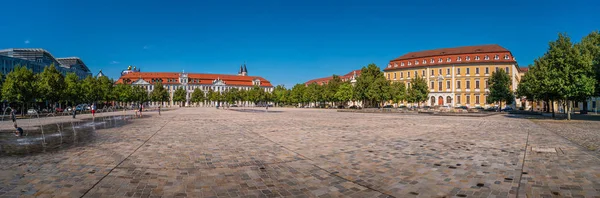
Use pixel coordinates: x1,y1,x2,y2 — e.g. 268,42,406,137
0,48,92,79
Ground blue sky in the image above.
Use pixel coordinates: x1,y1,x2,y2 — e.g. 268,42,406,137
1,0,598,88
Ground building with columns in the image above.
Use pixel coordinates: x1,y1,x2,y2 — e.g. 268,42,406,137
384,44,521,108
116,64,273,106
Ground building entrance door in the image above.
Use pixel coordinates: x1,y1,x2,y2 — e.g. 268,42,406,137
438,96,443,106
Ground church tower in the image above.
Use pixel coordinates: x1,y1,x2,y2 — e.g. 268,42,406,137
242,63,248,76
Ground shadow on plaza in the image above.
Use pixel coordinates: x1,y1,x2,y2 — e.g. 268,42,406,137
502,111,600,122
227,108,283,113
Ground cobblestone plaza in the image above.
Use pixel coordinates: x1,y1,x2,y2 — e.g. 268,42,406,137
1,108,600,198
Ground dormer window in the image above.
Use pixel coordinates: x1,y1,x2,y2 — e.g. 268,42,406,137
253,79,261,86
466,56,471,61
401,62,405,66
423,60,426,64
408,61,412,66
475,56,480,60
430,58,435,63
388,64,391,68
394,63,398,67
438,58,443,63
457,57,462,61
446,57,451,62
504,55,509,60
494,55,499,60
415,60,419,65
484,55,490,60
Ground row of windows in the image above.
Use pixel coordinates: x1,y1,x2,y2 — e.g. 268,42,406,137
428,79,489,90
389,54,512,68
387,66,510,80
455,95,484,104
142,84,270,92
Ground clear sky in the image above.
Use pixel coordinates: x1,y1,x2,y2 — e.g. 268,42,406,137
1,0,598,88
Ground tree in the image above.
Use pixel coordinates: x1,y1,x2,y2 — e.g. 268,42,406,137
487,69,514,110
248,85,266,106
290,84,306,107
224,88,239,107
173,87,187,106
131,86,150,104
150,82,170,106
190,88,205,106
272,85,288,107
113,84,133,106
407,75,429,107
575,31,600,113
97,76,114,104
323,75,342,106
335,82,354,107
64,72,82,107
516,66,539,111
81,76,101,104
390,81,407,106
304,83,322,107
36,64,65,110
2,65,36,115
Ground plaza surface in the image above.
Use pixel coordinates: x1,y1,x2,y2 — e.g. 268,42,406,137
1,108,600,198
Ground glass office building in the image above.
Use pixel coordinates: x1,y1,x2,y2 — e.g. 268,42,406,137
0,48,92,79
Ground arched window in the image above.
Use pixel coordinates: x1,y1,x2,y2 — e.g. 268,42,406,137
446,96,452,104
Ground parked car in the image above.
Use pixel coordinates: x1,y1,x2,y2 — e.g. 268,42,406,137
501,107,513,112
230,104,238,107
455,106,468,110
382,105,393,109
27,109,37,115
349,105,361,109
55,107,64,112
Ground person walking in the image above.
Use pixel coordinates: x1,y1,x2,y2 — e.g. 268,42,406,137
138,104,143,118
10,108,16,123
91,104,96,118
158,105,161,116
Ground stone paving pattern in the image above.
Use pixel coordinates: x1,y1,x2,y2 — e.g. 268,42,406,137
0,108,599,198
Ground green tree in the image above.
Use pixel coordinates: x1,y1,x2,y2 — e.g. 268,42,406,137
173,87,187,106
36,65,65,110
323,75,342,106
238,88,247,106
113,84,133,106
2,66,36,114
64,72,82,107
207,88,216,106
407,75,429,107
516,66,539,111
150,82,170,106
487,69,514,110
81,76,101,104
390,81,407,106
272,85,288,107
224,88,240,107
335,82,354,107
190,88,205,106
290,84,306,107
354,63,389,107
97,76,114,104
304,83,322,107
248,85,266,106
131,86,150,104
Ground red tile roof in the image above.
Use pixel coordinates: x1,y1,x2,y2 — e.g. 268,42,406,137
385,44,516,71
518,67,529,73
116,72,273,87
305,69,361,85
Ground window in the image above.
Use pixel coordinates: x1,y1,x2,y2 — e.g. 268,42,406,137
414,71,418,77
407,82,411,88
505,67,509,72
401,62,405,66
415,60,419,65
431,81,434,89
393,73,396,79
475,56,480,60
457,56,462,61
447,57,452,62
423,60,427,64
457,96,461,104
466,56,471,61
485,67,489,74
401,72,404,78
484,55,490,60
466,80,470,89
466,96,471,104
593,101,597,108
439,58,443,63
504,55,509,60
476,96,480,104
446,68,450,75
475,68,479,74
496,67,499,72
408,72,411,78
457,68,461,75
387,74,390,80
466,68,470,74
431,70,434,76
456,81,461,89
394,63,398,67
475,80,480,89
494,55,499,60
438,81,442,91
485,80,489,88
430,58,435,63
438,69,442,75
446,81,450,89
408,61,412,66
422,70,425,76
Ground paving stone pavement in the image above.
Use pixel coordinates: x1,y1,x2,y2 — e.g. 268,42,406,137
0,108,599,198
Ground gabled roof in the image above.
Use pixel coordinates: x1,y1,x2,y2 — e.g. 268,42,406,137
116,72,273,87
393,44,511,61
305,69,362,85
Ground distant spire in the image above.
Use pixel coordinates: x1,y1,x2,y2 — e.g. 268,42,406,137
243,62,248,73
239,64,243,74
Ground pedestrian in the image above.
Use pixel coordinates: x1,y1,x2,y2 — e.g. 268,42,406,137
158,105,161,116
14,124,23,137
91,104,96,118
139,104,143,118
11,108,16,123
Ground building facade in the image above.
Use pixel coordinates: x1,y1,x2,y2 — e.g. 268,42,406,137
116,64,274,106
384,44,521,108
0,48,92,79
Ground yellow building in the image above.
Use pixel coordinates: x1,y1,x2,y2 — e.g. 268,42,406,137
384,44,521,108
